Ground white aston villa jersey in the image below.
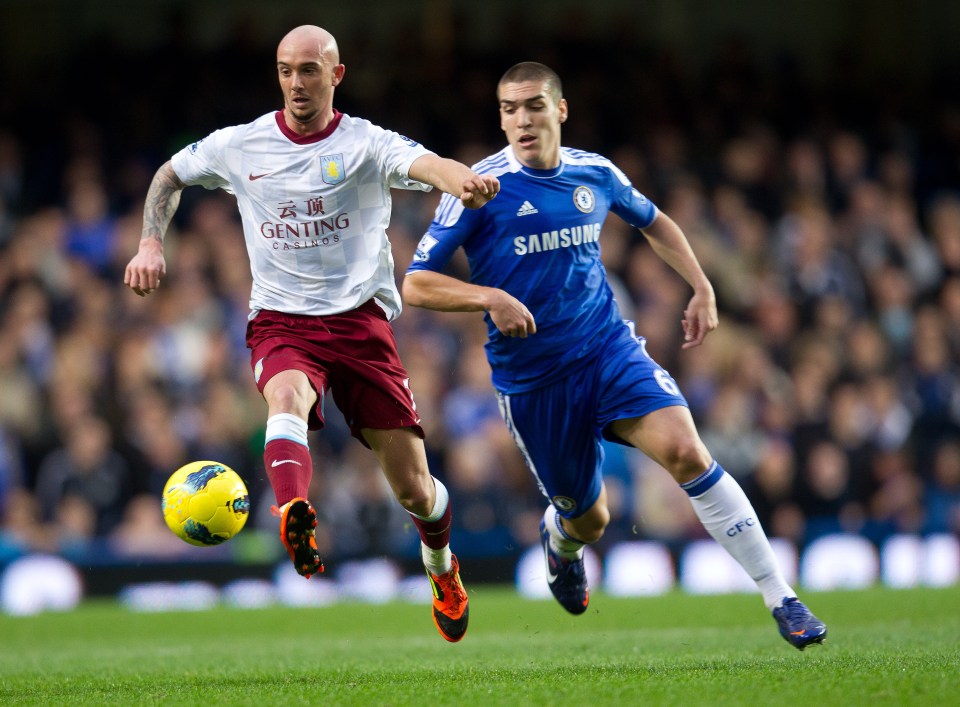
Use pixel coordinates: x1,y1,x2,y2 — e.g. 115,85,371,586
170,110,434,320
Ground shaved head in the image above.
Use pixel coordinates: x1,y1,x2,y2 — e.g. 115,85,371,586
276,25,345,135
278,25,340,64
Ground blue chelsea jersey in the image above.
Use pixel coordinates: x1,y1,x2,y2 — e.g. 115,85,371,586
407,145,658,393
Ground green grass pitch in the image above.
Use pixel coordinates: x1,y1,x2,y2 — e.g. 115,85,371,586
1,585,958,705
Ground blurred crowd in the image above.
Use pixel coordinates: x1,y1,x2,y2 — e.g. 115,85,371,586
1,15,959,568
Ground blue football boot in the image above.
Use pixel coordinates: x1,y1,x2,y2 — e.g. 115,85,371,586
539,519,589,615
772,597,827,650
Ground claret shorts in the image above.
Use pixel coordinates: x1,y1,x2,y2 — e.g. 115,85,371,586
246,300,424,447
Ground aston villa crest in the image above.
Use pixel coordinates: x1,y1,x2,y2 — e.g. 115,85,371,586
320,154,345,185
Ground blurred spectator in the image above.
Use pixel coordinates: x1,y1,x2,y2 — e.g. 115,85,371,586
923,439,960,535
0,425,24,527
748,277,801,369
879,192,940,296
796,440,866,543
782,137,827,204
867,263,917,354
34,416,133,536
862,374,914,452
0,489,48,558
0,130,23,207
632,456,703,545
698,382,767,479
741,438,805,545
118,385,196,497
864,448,924,541
0,308,45,454
775,198,867,327
443,435,521,555
2,278,56,386
844,319,893,381
321,443,414,559
109,493,194,558
441,340,501,441
434,342,540,552
905,305,960,473
939,276,960,352
50,495,98,560
820,380,875,499
62,176,119,279
708,188,771,314
825,131,870,212
928,193,960,278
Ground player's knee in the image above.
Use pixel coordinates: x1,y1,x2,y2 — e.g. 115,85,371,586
573,526,606,544
661,437,712,482
266,381,312,417
568,506,609,544
393,481,433,517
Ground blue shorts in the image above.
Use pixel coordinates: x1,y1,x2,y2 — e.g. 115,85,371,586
497,323,688,519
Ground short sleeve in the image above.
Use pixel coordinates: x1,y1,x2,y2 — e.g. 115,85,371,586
605,161,658,230
170,128,233,191
371,126,434,192
406,193,483,274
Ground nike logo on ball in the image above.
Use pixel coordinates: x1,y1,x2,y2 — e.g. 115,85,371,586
271,459,303,467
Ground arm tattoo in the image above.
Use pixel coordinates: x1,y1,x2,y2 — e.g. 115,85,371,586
141,161,185,245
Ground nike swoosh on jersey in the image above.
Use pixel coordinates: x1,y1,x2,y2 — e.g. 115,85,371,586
248,172,272,181
271,459,303,467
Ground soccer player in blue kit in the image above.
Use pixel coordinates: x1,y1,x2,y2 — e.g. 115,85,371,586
403,62,827,649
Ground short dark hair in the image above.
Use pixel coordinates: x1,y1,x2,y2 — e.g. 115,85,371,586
498,62,563,101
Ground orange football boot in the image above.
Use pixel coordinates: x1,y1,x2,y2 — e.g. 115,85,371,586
273,498,324,579
426,555,469,642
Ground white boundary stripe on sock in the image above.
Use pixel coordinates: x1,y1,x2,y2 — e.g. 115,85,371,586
412,477,449,523
265,413,309,447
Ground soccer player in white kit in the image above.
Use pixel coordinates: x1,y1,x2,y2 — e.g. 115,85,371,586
124,25,499,643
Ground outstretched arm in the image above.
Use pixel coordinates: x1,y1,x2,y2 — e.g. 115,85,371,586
408,154,500,209
640,211,718,349
123,161,186,296
402,270,537,338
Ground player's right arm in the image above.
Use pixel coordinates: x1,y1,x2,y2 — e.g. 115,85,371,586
408,154,500,210
402,270,536,338
124,160,186,296
404,189,536,338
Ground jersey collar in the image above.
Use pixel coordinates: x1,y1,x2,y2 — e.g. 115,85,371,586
274,110,343,144
507,145,566,179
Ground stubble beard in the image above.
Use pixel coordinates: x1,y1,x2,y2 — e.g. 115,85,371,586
288,105,319,128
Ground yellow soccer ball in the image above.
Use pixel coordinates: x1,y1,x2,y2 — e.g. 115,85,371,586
161,461,250,547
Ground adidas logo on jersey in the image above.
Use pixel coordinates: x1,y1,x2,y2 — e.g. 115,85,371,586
516,201,539,216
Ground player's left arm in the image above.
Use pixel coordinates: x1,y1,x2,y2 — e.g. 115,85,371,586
639,211,718,349
408,154,500,209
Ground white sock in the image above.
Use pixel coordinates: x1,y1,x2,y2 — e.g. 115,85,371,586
416,478,451,575
421,542,452,576
544,504,584,559
265,413,309,446
683,462,794,610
